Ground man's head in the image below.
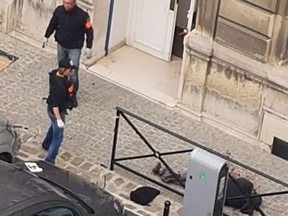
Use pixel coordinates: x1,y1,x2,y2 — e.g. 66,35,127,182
63,0,76,11
58,58,77,76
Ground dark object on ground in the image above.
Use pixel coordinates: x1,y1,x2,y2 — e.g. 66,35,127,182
0,160,125,216
225,177,262,214
130,186,160,205
41,143,49,151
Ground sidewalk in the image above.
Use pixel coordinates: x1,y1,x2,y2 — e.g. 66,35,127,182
1,31,288,215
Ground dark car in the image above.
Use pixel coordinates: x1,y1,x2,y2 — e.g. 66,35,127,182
0,160,125,216
0,116,21,162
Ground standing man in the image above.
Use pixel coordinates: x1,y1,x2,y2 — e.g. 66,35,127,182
42,0,94,106
42,58,76,164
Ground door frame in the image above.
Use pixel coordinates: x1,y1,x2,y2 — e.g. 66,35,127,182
126,0,179,61
177,0,198,102
187,0,198,32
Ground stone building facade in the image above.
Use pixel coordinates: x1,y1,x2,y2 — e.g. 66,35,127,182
179,0,288,150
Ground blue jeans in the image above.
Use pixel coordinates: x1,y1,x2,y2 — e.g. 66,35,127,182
42,110,65,164
57,44,81,93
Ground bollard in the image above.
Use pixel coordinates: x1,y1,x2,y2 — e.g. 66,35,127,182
163,200,171,216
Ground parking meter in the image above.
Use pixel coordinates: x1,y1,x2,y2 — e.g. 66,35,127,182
183,148,229,216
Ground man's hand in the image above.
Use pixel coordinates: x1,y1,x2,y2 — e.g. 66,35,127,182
84,48,92,59
56,119,65,128
179,29,188,37
42,37,48,48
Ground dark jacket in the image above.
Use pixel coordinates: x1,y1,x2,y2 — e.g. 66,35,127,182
44,5,94,49
47,70,75,113
225,177,262,214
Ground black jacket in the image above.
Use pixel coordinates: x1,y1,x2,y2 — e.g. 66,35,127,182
47,70,75,112
225,177,262,214
44,5,94,49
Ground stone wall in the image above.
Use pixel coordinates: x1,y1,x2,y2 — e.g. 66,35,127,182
15,0,59,41
0,0,17,33
180,0,288,148
216,0,276,61
0,0,130,62
181,37,262,137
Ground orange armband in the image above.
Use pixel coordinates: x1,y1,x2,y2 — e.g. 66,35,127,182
85,19,92,29
68,84,74,93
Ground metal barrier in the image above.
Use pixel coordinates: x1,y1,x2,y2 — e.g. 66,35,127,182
110,106,288,216
110,107,192,196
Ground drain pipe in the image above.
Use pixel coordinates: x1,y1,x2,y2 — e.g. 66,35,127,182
104,0,115,56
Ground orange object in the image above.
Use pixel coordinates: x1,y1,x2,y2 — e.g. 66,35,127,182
68,84,74,93
85,19,92,29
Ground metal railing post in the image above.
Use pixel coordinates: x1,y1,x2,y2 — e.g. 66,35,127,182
109,109,121,170
163,201,171,216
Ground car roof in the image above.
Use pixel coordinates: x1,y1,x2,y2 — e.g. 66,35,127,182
0,161,61,210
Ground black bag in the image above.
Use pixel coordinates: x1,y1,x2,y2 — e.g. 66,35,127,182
130,186,160,206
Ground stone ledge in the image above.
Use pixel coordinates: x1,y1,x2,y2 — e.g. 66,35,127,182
185,31,288,95
186,30,213,58
16,140,183,216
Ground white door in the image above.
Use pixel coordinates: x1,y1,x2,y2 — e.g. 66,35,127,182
127,0,178,61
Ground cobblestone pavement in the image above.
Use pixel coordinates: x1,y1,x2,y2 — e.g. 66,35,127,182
1,31,288,215
17,138,177,216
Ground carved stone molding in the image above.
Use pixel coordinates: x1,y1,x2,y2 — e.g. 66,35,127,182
0,0,17,33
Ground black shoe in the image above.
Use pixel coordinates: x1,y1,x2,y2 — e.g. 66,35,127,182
42,144,49,151
152,162,161,175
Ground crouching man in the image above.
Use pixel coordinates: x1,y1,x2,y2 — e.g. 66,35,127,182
42,58,76,164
